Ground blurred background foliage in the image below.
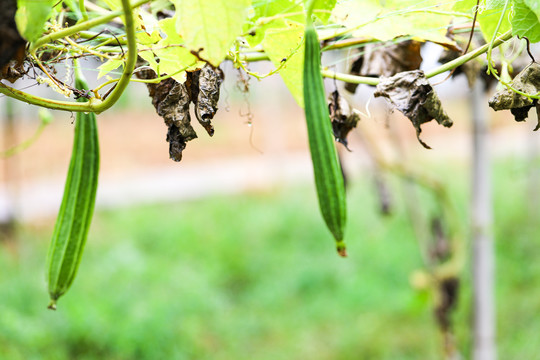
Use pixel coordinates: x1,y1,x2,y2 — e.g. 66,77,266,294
1,158,539,359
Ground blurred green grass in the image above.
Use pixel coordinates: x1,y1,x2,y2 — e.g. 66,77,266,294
0,158,539,359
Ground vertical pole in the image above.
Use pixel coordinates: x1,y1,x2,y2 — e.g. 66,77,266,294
1,98,18,244
471,80,496,360
527,110,540,219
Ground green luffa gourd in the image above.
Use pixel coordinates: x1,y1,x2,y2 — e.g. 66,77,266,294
46,66,100,309
303,6,347,256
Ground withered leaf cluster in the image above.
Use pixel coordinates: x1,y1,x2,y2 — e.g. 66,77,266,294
488,62,540,130
138,64,224,161
374,70,453,149
345,40,423,93
327,90,360,149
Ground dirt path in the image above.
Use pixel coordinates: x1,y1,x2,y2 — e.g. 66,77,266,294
1,88,538,222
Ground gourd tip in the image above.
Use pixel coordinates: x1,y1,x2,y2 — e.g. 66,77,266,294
337,243,347,257
47,300,57,311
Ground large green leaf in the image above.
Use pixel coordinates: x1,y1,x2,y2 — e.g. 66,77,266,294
453,0,477,13
252,0,304,24
331,0,456,46
307,0,337,24
246,0,304,47
152,18,203,82
136,9,162,45
477,0,513,43
262,22,305,107
512,0,540,42
15,0,55,42
452,0,513,43
524,0,540,22
97,59,124,79
174,0,251,66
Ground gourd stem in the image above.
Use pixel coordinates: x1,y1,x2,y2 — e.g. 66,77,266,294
305,0,317,20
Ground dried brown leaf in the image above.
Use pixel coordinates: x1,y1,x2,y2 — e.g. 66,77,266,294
345,40,422,93
361,40,423,77
488,62,540,130
328,90,360,149
194,65,224,136
137,61,224,161
344,54,363,94
374,70,453,149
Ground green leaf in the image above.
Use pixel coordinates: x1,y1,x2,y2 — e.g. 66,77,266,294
158,17,183,44
152,47,201,82
332,0,381,31
102,0,121,10
151,17,202,82
512,0,540,42
174,0,251,66
97,59,124,79
477,0,513,43
62,0,82,20
139,50,159,71
15,0,55,42
136,30,162,46
524,0,540,21
453,0,477,12
308,0,337,24
262,22,305,107
486,0,507,7
332,0,457,46
136,9,162,45
103,0,150,41
253,0,304,23
452,0,514,42
246,0,304,47
151,0,172,16
379,0,434,8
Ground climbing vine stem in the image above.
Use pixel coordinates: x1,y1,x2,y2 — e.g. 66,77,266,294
0,0,140,113
1,8,535,111
322,30,514,85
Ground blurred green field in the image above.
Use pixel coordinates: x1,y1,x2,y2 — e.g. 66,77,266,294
0,159,539,360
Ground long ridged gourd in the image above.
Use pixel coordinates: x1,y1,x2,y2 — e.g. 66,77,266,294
46,66,100,309
303,6,347,256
